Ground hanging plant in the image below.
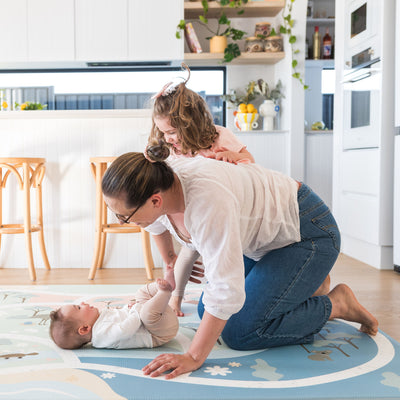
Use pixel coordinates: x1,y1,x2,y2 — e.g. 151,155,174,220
280,0,308,90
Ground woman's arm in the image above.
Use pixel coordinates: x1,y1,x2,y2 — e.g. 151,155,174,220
142,311,226,379
152,231,178,266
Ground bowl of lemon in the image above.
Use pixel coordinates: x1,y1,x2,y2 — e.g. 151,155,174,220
233,103,259,131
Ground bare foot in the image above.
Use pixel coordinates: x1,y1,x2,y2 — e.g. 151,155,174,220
163,265,176,291
328,283,378,336
313,275,331,296
169,295,184,317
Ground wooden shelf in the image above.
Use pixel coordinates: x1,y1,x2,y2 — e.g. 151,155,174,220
184,1,285,19
184,51,284,66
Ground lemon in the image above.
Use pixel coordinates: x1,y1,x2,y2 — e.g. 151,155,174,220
247,103,255,113
239,103,248,113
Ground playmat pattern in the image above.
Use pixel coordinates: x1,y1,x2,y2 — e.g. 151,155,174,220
0,285,400,400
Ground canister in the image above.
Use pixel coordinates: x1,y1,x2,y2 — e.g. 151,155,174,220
245,37,264,52
264,36,284,52
255,22,271,38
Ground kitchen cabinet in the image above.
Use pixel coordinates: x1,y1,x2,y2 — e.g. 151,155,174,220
0,0,28,62
0,0,74,63
75,0,183,63
28,0,75,62
75,0,128,62
128,0,183,62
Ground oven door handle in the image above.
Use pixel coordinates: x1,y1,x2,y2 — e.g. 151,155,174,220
349,71,372,83
341,68,379,84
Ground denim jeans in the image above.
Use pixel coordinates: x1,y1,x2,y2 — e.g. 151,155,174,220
198,183,341,350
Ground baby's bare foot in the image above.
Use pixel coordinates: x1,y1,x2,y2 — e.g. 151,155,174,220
328,283,378,336
156,278,173,292
313,275,331,297
164,265,176,291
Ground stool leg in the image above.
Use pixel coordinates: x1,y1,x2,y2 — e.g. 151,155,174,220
97,191,108,269
23,163,36,281
141,228,155,281
36,181,50,270
89,162,103,280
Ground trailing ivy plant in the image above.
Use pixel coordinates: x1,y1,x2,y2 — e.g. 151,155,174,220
280,0,308,90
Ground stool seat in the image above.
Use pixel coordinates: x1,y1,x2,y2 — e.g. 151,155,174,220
0,157,51,281
88,157,155,281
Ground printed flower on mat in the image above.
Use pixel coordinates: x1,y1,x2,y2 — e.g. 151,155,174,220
228,362,241,367
204,366,232,376
101,372,116,379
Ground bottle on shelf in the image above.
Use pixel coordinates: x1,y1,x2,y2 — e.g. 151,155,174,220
313,26,321,60
323,27,332,59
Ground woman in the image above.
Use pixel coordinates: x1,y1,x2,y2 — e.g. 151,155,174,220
102,151,378,380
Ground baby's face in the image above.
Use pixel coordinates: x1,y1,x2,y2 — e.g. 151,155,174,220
154,116,181,151
60,302,100,327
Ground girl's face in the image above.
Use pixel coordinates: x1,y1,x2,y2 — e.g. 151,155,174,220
154,116,181,150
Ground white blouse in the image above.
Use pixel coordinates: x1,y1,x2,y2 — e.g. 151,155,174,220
146,157,300,321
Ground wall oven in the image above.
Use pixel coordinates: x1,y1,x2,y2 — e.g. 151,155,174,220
341,31,381,150
345,0,379,52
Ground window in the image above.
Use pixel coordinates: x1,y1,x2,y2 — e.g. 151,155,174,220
0,67,226,125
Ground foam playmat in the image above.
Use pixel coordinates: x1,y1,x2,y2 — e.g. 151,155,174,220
1,284,400,400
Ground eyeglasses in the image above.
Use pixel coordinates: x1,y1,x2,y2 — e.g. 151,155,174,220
114,204,141,224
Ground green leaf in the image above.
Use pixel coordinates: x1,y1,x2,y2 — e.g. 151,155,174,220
294,49,300,54
292,60,298,68
289,35,297,44
201,0,209,13
292,72,300,79
280,26,287,34
199,15,208,24
219,13,229,25
175,32,181,39
304,85,309,90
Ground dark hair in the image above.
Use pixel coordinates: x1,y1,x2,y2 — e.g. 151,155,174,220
146,139,171,162
102,152,175,208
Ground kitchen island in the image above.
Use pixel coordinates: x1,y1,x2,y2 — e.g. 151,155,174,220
0,109,163,270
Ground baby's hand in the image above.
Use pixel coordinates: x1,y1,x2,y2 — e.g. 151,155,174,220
128,299,137,309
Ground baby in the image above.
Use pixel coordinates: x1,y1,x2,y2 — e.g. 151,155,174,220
49,267,178,350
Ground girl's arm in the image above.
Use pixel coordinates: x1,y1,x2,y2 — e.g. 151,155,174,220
211,146,255,164
142,311,226,379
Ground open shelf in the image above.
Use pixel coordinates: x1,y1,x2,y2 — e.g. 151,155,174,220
184,1,285,19
184,51,285,66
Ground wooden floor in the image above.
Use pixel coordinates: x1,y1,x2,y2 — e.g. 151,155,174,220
1,253,400,341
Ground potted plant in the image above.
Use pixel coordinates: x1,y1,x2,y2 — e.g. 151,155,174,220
176,0,247,63
255,79,285,131
221,81,260,131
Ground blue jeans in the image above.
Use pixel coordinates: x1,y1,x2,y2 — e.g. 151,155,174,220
198,183,340,350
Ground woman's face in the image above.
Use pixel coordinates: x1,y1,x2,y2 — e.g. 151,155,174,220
154,116,181,151
104,195,160,228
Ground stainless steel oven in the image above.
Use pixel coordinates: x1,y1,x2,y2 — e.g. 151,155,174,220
341,56,381,150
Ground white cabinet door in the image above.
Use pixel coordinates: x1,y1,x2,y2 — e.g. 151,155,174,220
128,0,183,62
75,0,128,62
0,0,28,62
27,0,75,62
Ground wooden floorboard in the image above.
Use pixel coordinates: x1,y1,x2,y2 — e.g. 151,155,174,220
1,253,399,341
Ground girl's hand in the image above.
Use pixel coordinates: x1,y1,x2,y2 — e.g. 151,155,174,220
142,352,202,380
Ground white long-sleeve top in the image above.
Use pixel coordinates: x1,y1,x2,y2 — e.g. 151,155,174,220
91,305,153,349
146,157,300,321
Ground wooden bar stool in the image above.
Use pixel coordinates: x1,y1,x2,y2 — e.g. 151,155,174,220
0,157,51,281
88,157,155,281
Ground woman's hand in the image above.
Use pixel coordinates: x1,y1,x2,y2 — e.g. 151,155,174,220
188,261,204,284
142,352,202,380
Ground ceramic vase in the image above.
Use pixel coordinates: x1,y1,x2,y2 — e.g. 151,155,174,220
259,99,276,131
235,112,259,131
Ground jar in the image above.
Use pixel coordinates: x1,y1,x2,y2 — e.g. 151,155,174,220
255,22,271,38
264,36,284,52
245,37,264,53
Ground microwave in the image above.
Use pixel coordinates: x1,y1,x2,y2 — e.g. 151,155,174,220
344,0,379,50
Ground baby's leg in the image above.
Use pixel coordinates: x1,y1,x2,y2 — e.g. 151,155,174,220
139,279,179,346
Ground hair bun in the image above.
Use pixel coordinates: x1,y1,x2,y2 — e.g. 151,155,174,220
146,141,170,162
